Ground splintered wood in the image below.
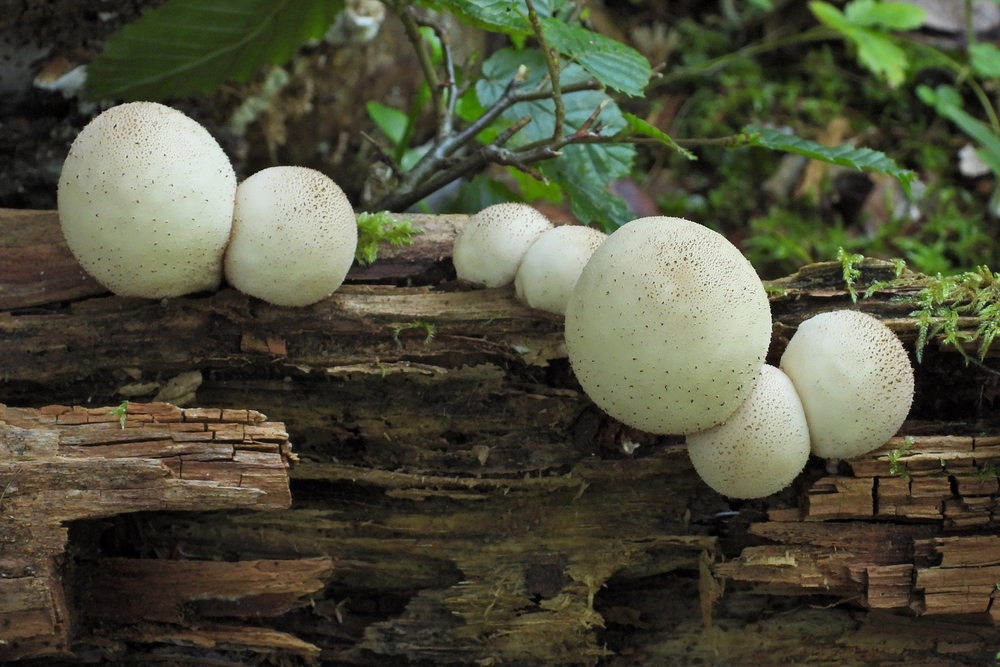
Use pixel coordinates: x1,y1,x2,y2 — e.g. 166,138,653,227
0,402,298,661
721,433,1000,620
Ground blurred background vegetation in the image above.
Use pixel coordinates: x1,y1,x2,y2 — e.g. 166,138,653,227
7,0,1000,279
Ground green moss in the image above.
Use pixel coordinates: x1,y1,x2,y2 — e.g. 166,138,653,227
108,400,129,429
887,435,914,479
392,321,435,347
356,211,423,265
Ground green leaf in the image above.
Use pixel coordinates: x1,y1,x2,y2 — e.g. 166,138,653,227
509,167,563,203
366,102,409,146
843,0,925,31
917,84,1000,177
85,0,344,101
539,18,651,96
970,42,1000,79
743,125,917,196
476,48,635,229
539,142,634,230
421,0,564,37
476,48,628,144
810,1,912,86
621,112,695,160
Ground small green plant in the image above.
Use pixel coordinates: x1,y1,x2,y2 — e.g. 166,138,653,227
972,462,1000,479
910,266,1000,362
392,321,435,347
355,212,422,265
108,400,129,429
887,435,914,478
838,246,865,303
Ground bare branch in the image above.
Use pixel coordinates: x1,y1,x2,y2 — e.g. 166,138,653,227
524,0,565,142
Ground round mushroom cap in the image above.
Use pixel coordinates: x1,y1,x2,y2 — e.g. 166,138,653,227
453,202,553,287
514,225,607,315
687,365,811,499
224,166,357,307
565,216,772,435
779,310,914,459
57,101,237,298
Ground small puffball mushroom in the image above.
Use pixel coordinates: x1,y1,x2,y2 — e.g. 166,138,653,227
779,310,914,459
514,225,607,315
58,101,237,297
453,202,553,287
565,216,772,435
224,166,357,307
687,365,811,499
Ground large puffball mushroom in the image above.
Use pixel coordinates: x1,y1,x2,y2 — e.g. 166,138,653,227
514,225,607,315
58,101,237,297
566,216,772,435
453,202,553,287
224,166,357,307
779,309,914,459
687,365,811,499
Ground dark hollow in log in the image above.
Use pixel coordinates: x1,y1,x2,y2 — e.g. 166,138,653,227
4,208,1000,665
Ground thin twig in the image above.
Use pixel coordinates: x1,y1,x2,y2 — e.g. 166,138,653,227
525,0,565,142
360,131,405,177
400,7,444,124
412,13,459,140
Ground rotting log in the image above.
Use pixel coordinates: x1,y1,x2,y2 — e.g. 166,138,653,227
0,401,310,662
4,208,1000,665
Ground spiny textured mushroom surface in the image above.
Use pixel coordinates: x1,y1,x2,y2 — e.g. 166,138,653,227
779,309,914,459
514,225,607,315
452,202,553,288
224,166,357,307
57,101,237,298
686,365,811,499
565,216,772,435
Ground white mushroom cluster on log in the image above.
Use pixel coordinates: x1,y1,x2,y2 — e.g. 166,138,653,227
56,102,358,307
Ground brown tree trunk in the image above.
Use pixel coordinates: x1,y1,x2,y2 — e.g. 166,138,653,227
2,208,999,666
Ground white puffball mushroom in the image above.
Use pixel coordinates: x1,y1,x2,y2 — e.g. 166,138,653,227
224,166,357,307
687,365,811,499
514,225,607,315
58,101,237,298
565,216,772,435
453,202,553,287
779,309,914,459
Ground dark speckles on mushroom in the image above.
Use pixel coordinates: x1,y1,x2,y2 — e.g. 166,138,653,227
57,101,237,298
564,216,772,435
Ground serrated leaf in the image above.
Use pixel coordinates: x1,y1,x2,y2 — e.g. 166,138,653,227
743,125,916,196
844,0,925,31
85,0,344,101
539,18,651,96
970,42,1000,79
420,0,563,36
476,48,634,229
540,143,634,230
621,112,695,160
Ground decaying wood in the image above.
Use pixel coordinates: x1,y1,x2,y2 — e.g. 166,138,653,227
5,207,1000,665
0,401,304,662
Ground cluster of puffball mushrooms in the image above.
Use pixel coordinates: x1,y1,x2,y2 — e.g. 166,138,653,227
58,102,914,500
454,203,915,500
